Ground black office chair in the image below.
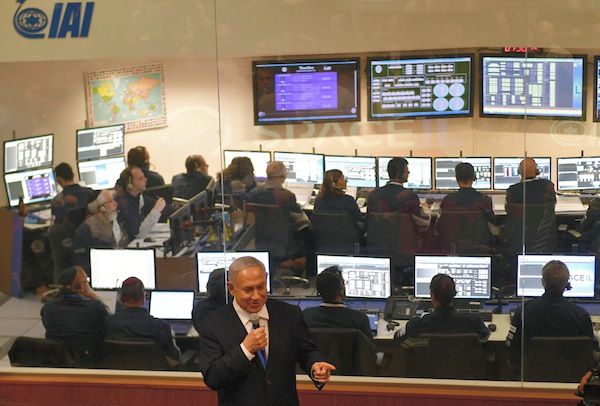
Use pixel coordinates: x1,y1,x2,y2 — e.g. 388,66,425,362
98,339,174,371
404,333,493,380
311,211,362,255
308,327,377,376
502,203,557,255
524,336,595,382
46,223,76,283
8,336,76,368
244,202,309,292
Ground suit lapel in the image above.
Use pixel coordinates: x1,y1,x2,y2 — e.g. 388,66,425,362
225,303,267,373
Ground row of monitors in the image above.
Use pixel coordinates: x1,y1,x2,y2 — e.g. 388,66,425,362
4,125,125,174
252,54,592,125
87,248,598,301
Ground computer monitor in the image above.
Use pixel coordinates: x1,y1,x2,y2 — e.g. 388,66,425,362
253,58,360,125
188,190,211,223
556,156,600,191
4,134,53,174
89,248,156,290
77,156,126,190
149,291,195,320
316,254,392,300
517,254,596,298
324,155,377,188
273,151,324,184
4,167,58,206
168,204,194,257
493,157,551,190
378,156,433,189
223,150,272,180
367,55,474,120
76,124,125,161
414,255,492,300
196,251,271,294
481,54,586,120
434,157,492,190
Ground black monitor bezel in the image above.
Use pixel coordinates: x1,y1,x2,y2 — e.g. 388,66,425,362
3,133,54,174
75,124,125,162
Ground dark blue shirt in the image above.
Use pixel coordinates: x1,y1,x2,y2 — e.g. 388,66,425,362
314,194,365,224
172,172,212,200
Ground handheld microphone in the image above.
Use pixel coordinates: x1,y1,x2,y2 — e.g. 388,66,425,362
249,313,260,329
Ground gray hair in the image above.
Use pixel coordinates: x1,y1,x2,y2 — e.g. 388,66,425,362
228,256,267,285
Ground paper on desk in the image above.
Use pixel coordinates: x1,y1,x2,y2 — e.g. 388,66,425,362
556,195,585,213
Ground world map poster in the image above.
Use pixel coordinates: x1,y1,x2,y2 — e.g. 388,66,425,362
85,63,167,132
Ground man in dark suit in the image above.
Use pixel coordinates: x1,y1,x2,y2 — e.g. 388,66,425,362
198,256,335,406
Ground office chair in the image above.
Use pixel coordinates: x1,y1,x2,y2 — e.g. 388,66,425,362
436,208,494,255
244,202,309,292
8,336,76,368
311,211,362,255
308,328,377,376
46,223,76,284
98,339,175,371
502,202,557,255
524,336,595,382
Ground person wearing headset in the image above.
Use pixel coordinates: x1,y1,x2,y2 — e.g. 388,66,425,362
367,156,431,231
302,266,374,343
127,145,165,189
505,260,599,365
114,166,166,240
314,169,365,232
171,154,213,200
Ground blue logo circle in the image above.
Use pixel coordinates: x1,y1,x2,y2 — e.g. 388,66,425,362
16,8,48,34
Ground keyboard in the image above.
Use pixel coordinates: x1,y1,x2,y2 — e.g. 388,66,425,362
169,321,192,335
457,308,493,322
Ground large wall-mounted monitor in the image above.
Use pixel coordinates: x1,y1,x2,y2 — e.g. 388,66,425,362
76,124,125,161
481,54,586,120
324,155,377,188
493,157,551,190
556,156,600,191
273,151,324,184
253,58,360,125
77,156,126,190
517,254,596,298
434,157,492,190
4,167,58,206
316,254,392,300
223,150,271,181
593,56,600,122
414,255,492,300
378,156,433,189
367,55,473,120
89,247,157,290
4,134,53,174
196,251,271,294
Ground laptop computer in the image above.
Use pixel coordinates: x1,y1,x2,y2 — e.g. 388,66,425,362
284,181,315,207
149,290,195,335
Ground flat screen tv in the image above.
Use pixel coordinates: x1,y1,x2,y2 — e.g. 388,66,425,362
4,134,53,174
493,157,551,190
367,55,473,120
556,156,600,191
378,156,433,189
434,157,492,190
593,56,600,122
76,124,125,161
253,58,360,125
481,54,586,120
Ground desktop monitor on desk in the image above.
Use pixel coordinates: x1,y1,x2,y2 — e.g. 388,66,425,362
273,151,324,184
196,251,271,293
168,204,194,257
493,157,551,190
517,254,596,298
324,155,377,188
4,134,53,174
434,157,492,190
378,156,433,189
4,167,58,206
223,150,271,180
76,124,124,161
556,156,600,191
414,255,492,300
316,254,392,300
89,247,157,290
77,156,126,190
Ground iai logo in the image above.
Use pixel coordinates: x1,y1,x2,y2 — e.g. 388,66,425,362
13,0,95,39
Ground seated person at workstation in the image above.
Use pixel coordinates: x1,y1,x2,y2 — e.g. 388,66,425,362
506,260,599,363
215,156,256,207
127,145,165,189
575,197,600,253
367,156,431,231
104,277,181,366
72,190,129,272
171,154,213,200
314,169,365,232
51,162,97,226
394,274,490,343
114,166,166,240
303,266,373,342
192,268,227,331
502,157,557,255
40,266,108,367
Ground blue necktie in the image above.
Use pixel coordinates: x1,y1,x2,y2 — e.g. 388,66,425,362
252,322,267,368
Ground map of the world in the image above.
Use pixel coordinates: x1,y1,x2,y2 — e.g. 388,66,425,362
85,63,167,132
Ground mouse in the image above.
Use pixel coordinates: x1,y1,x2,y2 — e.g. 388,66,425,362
143,237,155,243
488,323,497,332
